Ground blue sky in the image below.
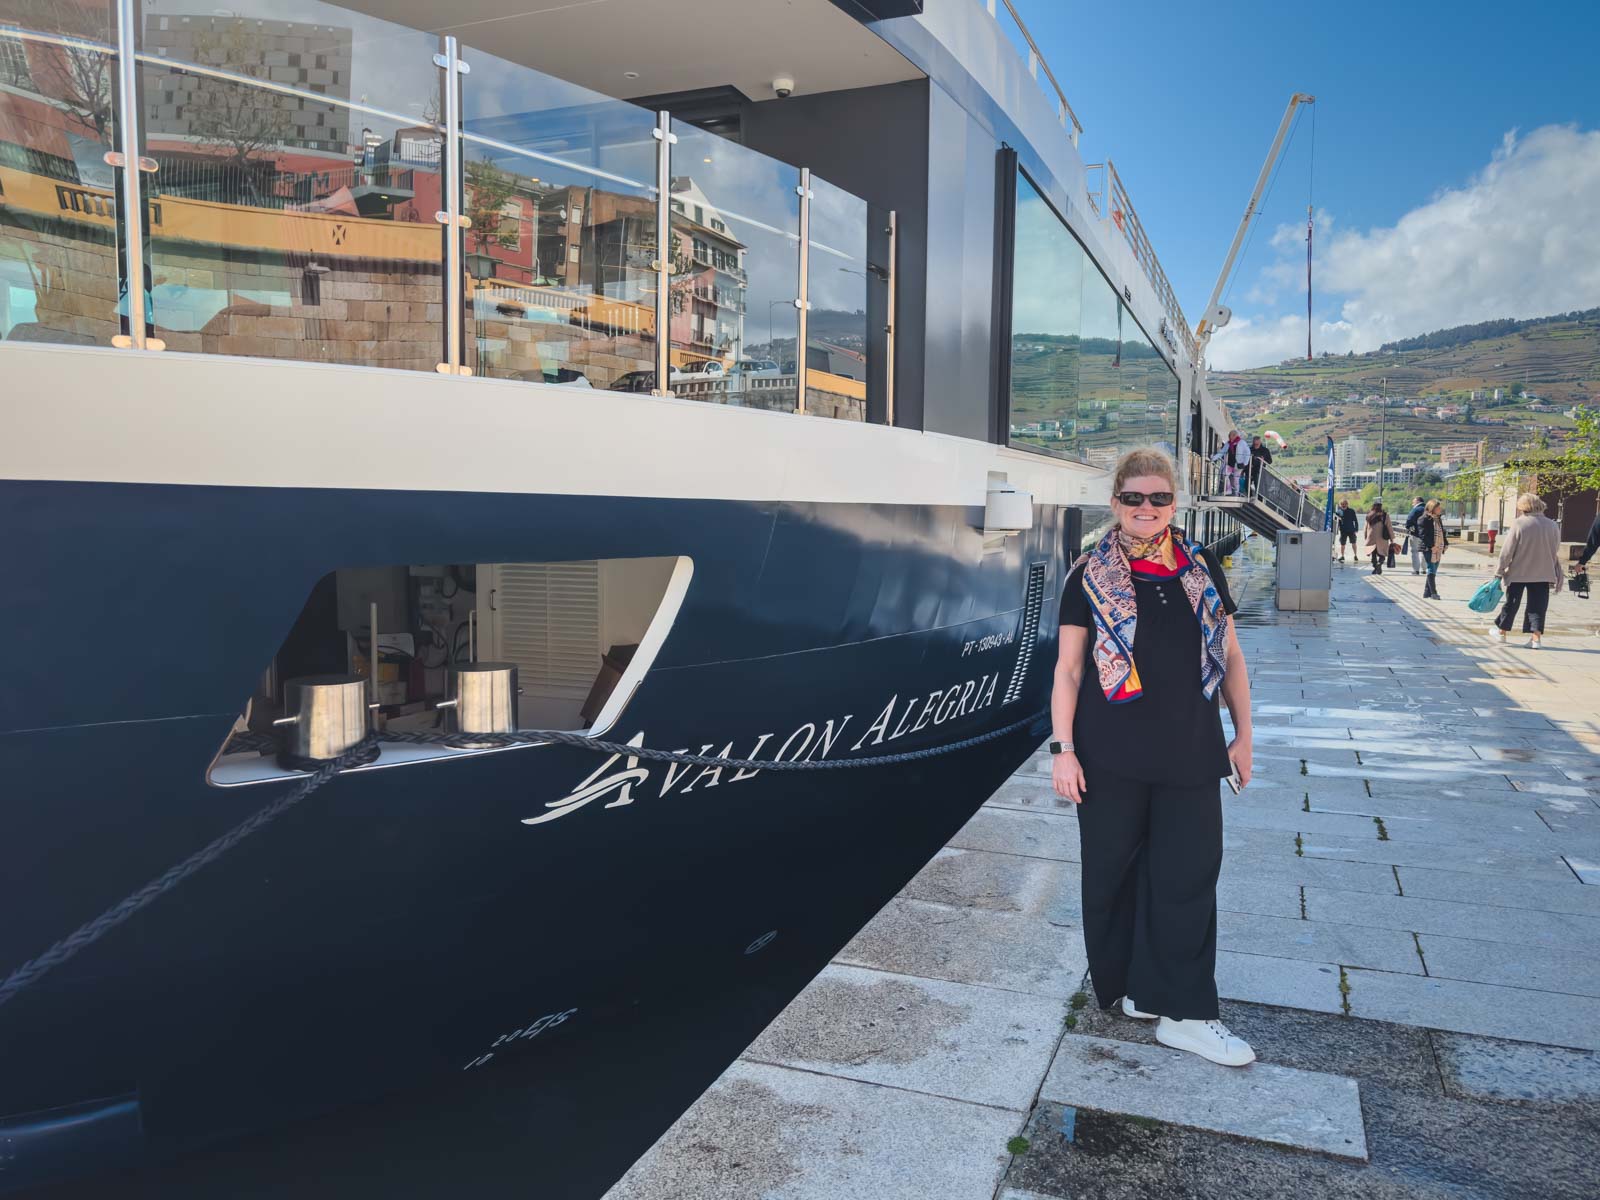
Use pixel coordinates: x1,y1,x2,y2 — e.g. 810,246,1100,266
1014,0,1600,368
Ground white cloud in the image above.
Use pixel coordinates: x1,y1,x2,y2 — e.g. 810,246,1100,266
1211,125,1600,369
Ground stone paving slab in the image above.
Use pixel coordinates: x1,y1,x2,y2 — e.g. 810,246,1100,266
899,847,1078,920
1303,885,1600,949
1039,1034,1368,1160
1219,912,1423,974
1345,969,1600,1051
1393,863,1600,915
836,898,1088,998
605,1061,1016,1200
744,965,1067,1111
1299,834,1575,880
1433,1033,1600,1108
947,806,1078,863
1215,950,1344,1013
1220,849,1401,896
1417,932,1600,997
1215,876,1305,920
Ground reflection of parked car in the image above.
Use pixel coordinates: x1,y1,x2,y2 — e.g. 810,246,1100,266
609,370,657,393
733,358,780,376
677,359,726,378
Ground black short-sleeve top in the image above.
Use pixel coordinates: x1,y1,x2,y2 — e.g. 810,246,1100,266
1058,543,1238,784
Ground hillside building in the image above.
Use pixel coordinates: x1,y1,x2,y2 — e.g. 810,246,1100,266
1334,435,1367,488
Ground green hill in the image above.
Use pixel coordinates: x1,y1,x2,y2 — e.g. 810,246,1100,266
1209,308,1600,480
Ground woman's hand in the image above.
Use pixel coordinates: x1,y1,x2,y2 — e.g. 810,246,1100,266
1052,750,1087,805
1227,735,1253,789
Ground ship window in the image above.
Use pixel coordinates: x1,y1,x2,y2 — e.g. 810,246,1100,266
1006,168,1179,469
208,555,692,787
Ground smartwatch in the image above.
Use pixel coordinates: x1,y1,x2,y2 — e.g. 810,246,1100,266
1048,740,1074,755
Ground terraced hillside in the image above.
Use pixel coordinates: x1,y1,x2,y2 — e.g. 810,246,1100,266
1208,309,1600,477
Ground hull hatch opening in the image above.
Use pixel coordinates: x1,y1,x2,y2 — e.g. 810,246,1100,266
208,555,692,787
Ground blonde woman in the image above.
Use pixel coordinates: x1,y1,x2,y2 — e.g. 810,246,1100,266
1418,499,1449,599
1492,493,1564,647
1050,448,1256,1067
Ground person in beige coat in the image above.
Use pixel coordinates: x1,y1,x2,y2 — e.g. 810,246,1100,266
1364,502,1394,575
1491,493,1565,647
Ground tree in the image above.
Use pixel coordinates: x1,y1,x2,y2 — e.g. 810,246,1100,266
1559,406,1600,494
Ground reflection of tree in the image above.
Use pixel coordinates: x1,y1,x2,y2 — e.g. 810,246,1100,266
15,0,115,145
464,159,518,259
186,28,294,200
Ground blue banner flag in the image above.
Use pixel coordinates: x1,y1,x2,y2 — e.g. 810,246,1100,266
1323,436,1336,531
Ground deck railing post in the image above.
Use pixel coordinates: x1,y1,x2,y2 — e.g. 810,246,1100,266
112,0,147,349
653,111,674,397
434,36,470,375
885,209,897,426
795,167,812,416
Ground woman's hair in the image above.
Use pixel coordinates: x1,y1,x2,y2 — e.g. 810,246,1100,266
1516,492,1546,514
1111,447,1179,495
1370,501,1385,513
1425,499,1443,514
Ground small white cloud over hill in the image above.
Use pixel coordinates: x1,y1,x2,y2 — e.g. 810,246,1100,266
1210,124,1600,369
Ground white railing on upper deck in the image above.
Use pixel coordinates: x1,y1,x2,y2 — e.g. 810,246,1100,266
1084,160,1197,363
985,0,1084,146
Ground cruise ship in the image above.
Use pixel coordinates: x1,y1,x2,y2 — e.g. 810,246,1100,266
0,0,1318,1192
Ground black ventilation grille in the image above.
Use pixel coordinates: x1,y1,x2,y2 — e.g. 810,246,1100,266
1004,561,1049,705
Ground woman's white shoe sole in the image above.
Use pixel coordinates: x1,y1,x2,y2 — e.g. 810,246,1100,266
1155,1023,1256,1067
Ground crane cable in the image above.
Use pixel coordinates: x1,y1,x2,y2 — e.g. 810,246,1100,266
1306,103,1317,360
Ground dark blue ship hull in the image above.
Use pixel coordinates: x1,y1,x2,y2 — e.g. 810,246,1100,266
0,479,1060,1196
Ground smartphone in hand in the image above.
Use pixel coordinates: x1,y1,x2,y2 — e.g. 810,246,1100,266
1225,769,1243,795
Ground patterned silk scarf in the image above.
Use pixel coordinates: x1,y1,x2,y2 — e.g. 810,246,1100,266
1077,526,1230,704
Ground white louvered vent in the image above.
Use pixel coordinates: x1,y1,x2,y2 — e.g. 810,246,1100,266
492,561,601,700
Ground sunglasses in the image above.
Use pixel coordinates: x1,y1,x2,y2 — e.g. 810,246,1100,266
1115,490,1175,508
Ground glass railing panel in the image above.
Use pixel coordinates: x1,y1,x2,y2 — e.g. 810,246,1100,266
667,119,798,413
139,60,442,368
459,46,659,389
0,9,124,346
135,0,439,131
804,173,869,422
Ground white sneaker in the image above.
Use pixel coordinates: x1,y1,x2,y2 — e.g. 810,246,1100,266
1156,1016,1256,1067
1489,628,1506,643
1528,638,1541,650
1121,996,1158,1021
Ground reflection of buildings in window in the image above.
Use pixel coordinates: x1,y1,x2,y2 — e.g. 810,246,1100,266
668,175,746,361
0,36,35,90
140,15,356,154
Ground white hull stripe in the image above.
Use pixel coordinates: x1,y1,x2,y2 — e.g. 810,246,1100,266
2,344,1107,508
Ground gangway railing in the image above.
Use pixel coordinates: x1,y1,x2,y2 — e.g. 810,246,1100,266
1193,451,1322,533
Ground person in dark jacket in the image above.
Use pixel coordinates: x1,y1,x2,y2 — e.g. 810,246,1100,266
1335,500,1360,563
1247,436,1273,495
1419,499,1449,599
1404,496,1427,575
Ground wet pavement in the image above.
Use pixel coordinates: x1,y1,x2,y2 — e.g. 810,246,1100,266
609,535,1600,1199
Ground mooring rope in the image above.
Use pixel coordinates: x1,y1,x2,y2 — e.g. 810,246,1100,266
0,710,1047,1011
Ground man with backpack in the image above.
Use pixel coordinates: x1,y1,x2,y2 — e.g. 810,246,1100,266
1404,495,1427,575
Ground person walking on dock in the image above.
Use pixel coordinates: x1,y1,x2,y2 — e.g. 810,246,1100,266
1491,493,1564,648
1335,500,1359,564
1404,495,1427,575
1365,501,1394,575
1050,447,1257,1068
1419,499,1448,599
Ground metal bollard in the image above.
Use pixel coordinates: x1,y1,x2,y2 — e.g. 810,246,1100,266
273,674,372,760
437,662,519,737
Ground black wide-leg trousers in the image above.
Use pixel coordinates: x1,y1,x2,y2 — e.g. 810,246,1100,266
1495,581,1551,634
1076,768,1223,1020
